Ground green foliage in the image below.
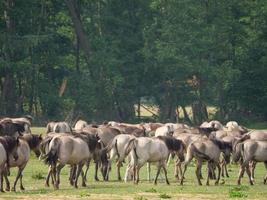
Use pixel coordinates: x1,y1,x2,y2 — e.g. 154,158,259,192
0,0,266,123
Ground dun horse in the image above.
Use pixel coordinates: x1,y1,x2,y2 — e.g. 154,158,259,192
180,137,232,185
0,136,20,192
4,134,42,192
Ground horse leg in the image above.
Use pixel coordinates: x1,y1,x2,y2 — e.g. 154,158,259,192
54,164,64,189
80,169,86,187
117,161,122,181
136,165,141,184
154,164,162,185
84,159,90,182
221,160,225,178
251,161,257,180
180,152,193,185
19,173,25,191
245,165,253,185
69,165,77,186
195,159,202,186
237,160,247,185
147,162,151,182
74,163,83,188
215,161,221,185
225,161,229,178
45,166,52,187
124,163,131,183
206,161,212,186
162,163,170,185
12,166,25,192
0,170,3,193
3,170,10,191
94,161,99,181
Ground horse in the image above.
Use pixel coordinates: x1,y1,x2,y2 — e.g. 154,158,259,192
235,140,267,185
180,137,232,186
44,133,101,189
4,134,42,191
105,134,136,181
0,119,25,137
46,121,72,134
155,125,174,137
173,133,207,179
124,137,170,185
221,135,239,177
82,126,121,181
1,116,32,134
156,136,186,180
74,120,88,131
0,136,20,192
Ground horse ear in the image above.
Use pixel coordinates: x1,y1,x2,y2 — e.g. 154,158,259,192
39,134,43,140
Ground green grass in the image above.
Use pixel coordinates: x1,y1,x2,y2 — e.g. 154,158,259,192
2,127,267,199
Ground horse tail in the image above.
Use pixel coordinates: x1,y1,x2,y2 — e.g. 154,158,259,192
114,139,120,159
44,137,60,166
233,134,250,151
190,144,211,161
124,138,136,158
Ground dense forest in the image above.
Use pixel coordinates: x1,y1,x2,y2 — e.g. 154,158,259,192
0,0,266,125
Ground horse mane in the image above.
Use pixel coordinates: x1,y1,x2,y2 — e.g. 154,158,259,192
0,136,18,153
22,134,42,149
73,132,100,153
210,137,232,150
157,136,184,151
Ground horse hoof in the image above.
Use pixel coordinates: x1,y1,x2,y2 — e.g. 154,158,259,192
5,187,10,192
82,183,86,187
20,186,25,191
237,181,241,185
0,190,5,193
11,187,15,192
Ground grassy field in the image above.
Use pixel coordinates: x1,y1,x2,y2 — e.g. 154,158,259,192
1,127,267,200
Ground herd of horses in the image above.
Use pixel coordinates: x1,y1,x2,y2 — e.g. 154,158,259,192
0,117,267,192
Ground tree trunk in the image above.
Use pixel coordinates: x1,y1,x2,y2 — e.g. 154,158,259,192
65,0,91,64
1,0,16,115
